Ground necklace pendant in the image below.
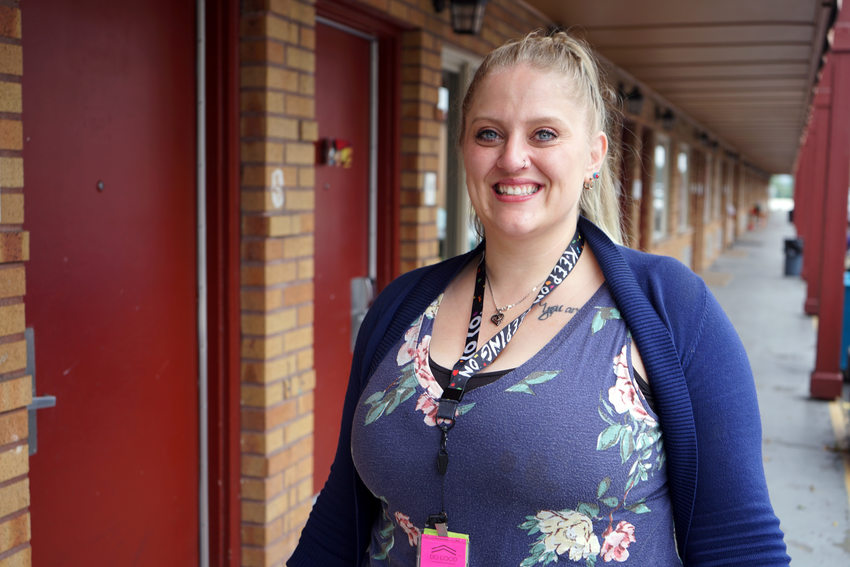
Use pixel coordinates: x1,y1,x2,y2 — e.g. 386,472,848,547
490,312,504,326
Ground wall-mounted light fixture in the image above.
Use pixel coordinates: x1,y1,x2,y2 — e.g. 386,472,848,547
697,132,718,149
623,86,644,116
433,0,488,35
655,107,675,131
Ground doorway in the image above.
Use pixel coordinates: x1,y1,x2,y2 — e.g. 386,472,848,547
24,1,200,564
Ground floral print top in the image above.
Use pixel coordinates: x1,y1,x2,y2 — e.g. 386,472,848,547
351,283,682,566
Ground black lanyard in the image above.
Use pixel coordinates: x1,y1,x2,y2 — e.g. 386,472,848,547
427,230,585,528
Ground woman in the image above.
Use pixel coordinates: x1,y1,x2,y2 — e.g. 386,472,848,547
289,31,789,566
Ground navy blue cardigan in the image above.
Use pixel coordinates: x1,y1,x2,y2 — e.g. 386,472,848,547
289,217,789,566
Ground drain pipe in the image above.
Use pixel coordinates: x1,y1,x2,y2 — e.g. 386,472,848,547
196,0,210,565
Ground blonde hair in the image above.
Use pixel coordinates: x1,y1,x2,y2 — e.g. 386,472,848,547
461,30,623,244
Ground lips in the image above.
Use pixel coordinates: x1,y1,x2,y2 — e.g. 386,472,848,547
494,183,541,196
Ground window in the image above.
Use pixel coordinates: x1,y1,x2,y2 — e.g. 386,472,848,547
439,48,481,259
677,148,690,231
652,141,669,241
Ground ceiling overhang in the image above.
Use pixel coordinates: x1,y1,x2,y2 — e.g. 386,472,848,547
522,0,838,173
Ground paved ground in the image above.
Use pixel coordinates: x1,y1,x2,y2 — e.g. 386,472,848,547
703,207,850,565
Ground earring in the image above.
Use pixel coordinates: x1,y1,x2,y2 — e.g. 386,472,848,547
583,172,600,190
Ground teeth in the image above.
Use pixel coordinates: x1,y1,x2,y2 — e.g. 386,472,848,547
496,184,540,196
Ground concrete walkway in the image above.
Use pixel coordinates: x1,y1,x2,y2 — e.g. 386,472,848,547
702,207,850,565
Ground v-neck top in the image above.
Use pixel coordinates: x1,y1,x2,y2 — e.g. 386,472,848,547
351,282,681,566
428,357,657,412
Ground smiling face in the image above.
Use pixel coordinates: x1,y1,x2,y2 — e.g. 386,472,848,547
462,64,607,243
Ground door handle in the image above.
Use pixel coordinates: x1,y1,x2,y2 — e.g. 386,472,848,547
350,277,375,351
30,395,57,411
27,396,56,410
25,328,57,455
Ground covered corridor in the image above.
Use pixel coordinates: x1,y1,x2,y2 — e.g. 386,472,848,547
1,1,849,565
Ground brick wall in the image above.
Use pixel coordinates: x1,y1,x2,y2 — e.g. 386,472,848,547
0,2,30,566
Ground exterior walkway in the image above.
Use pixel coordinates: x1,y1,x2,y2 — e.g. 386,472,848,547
702,207,850,564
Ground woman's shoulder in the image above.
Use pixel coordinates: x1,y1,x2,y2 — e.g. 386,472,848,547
374,247,480,309
618,247,712,332
581,219,710,330
579,217,704,295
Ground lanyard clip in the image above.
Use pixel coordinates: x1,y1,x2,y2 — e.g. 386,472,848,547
426,512,448,530
437,427,449,475
436,399,458,425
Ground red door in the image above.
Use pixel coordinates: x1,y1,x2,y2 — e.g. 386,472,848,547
314,22,372,493
24,1,199,564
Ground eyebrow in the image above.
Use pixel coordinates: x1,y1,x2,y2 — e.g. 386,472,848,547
469,115,571,126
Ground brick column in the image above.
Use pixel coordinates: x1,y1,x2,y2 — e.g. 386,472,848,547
617,120,641,248
690,149,706,273
399,30,442,272
0,3,31,565
668,140,682,238
720,158,731,250
638,127,656,251
239,0,318,564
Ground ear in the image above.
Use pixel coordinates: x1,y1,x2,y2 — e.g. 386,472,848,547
586,131,608,176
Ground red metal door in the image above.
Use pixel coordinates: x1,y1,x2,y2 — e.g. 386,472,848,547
314,22,372,493
23,1,199,565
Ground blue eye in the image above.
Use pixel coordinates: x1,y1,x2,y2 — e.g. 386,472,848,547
534,129,557,142
475,129,500,142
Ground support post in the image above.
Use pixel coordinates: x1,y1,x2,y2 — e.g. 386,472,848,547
803,87,831,315
811,8,850,399
795,124,811,280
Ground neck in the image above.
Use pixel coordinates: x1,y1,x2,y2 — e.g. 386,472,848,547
483,226,580,300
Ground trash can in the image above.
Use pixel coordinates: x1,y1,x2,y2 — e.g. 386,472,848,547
783,237,803,276
842,272,850,379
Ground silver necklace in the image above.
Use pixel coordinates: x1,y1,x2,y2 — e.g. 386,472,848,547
485,270,544,326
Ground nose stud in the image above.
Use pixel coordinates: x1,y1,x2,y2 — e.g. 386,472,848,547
520,159,529,169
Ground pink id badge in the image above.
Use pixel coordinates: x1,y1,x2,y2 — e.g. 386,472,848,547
417,527,469,567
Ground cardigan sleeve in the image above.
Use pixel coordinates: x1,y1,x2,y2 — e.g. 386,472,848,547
676,283,790,565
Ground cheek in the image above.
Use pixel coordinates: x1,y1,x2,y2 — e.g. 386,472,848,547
462,147,493,179
544,148,588,181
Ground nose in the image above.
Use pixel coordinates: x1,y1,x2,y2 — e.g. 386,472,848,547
496,136,529,171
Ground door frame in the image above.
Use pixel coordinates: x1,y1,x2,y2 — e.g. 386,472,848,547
205,0,241,564
317,0,401,289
